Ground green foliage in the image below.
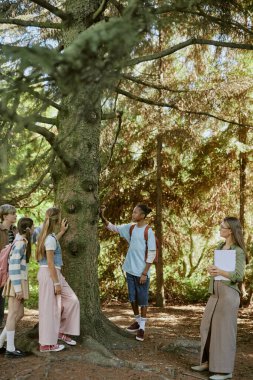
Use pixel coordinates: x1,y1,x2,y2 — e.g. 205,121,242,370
25,258,39,309
163,271,210,304
98,238,129,302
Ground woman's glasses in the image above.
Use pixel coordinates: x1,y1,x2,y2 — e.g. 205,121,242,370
220,224,230,230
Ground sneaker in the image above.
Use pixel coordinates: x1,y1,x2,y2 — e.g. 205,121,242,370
209,374,232,380
58,333,76,346
5,349,26,358
191,362,209,372
126,321,140,333
136,329,144,341
40,344,65,352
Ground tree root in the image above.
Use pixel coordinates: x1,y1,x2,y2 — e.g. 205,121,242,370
14,331,174,379
81,335,172,379
85,312,139,349
159,337,200,354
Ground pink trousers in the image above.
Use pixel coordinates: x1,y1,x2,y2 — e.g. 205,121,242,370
38,267,80,345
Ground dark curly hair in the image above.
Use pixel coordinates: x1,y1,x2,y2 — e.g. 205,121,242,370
136,204,152,218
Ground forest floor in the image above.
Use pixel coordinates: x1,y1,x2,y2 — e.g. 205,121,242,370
0,302,252,380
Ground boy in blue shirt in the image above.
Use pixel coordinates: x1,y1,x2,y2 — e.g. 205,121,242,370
100,203,156,341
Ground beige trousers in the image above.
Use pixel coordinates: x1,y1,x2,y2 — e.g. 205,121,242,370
200,281,240,373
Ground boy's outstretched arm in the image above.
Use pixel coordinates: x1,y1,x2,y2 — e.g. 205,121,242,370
100,205,119,233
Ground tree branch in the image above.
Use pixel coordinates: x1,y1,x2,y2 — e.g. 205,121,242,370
196,6,253,37
19,187,54,209
153,5,253,36
0,102,55,143
29,0,69,21
126,38,253,66
0,102,73,169
116,87,253,129
0,18,62,29
122,73,189,93
36,116,58,125
3,165,51,204
104,111,123,169
93,0,110,21
22,87,62,111
24,124,73,169
101,112,117,120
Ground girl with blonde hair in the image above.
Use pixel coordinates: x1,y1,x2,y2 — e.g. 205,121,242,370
36,207,80,352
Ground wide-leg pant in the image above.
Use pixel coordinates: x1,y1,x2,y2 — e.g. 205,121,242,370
200,281,240,373
38,267,80,346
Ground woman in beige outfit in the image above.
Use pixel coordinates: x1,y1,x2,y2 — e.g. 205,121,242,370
191,217,247,380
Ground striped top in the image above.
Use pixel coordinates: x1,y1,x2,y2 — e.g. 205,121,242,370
9,234,28,293
8,228,15,244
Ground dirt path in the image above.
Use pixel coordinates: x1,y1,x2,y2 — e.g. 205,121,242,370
0,303,252,380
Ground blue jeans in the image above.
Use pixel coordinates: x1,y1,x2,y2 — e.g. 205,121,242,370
126,273,150,307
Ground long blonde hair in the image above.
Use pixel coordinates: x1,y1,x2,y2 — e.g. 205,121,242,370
36,207,61,261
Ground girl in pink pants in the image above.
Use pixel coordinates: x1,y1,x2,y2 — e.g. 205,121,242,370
36,207,80,352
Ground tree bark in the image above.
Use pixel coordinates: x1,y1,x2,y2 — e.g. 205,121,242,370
51,0,129,345
155,133,164,307
238,124,247,231
238,117,252,307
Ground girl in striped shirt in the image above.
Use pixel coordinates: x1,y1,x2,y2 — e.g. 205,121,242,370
0,217,34,358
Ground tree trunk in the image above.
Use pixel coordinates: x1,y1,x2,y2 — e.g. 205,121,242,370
155,133,165,307
51,0,129,345
239,125,247,231
238,119,252,307
155,28,165,307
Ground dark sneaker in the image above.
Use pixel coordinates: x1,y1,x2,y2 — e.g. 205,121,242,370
0,346,6,354
136,329,144,341
5,349,26,358
126,321,140,333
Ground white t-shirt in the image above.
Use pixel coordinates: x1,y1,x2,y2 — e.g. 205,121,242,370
107,223,156,277
45,234,57,251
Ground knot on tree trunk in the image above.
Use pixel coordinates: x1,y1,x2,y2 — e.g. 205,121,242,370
64,199,82,213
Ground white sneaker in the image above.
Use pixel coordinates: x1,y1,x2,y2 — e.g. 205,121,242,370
209,374,232,380
58,333,77,346
191,362,209,372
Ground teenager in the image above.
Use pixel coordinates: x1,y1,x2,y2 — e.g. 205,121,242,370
100,203,156,342
0,204,17,328
0,217,34,358
191,217,247,380
36,207,80,352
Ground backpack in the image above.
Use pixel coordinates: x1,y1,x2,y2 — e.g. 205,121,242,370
129,224,159,263
0,242,15,288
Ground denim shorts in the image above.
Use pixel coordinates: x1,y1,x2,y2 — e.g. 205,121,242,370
126,272,150,307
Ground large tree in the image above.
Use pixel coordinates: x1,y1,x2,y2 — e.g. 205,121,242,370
0,0,252,353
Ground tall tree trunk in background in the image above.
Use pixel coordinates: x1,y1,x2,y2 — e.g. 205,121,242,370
155,133,165,307
155,29,165,307
238,116,252,306
239,124,247,231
